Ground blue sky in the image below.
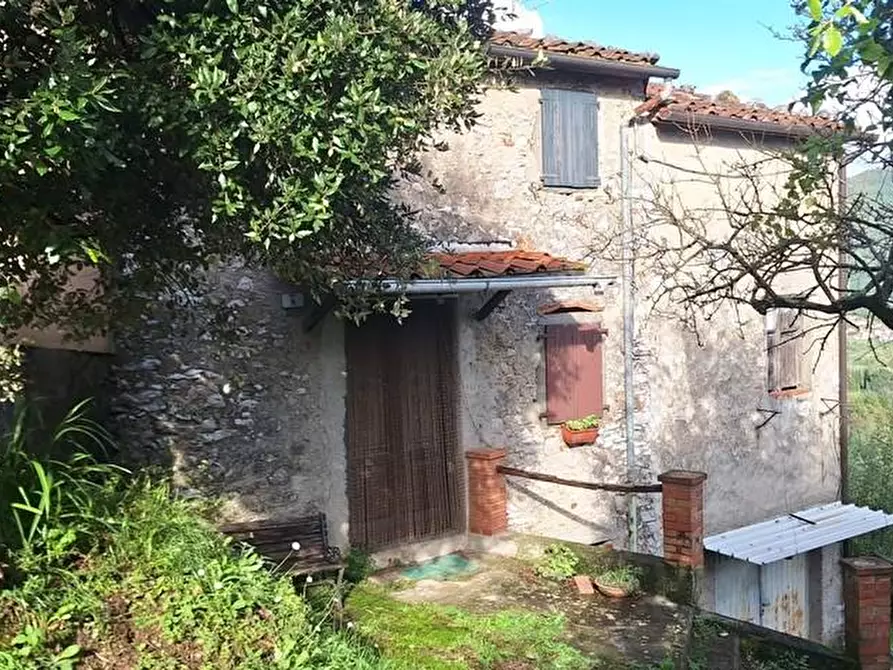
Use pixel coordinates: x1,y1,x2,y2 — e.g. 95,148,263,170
521,0,811,106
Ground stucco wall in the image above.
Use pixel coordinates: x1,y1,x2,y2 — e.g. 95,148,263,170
632,125,841,535
404,72,840,548
111,262,349,547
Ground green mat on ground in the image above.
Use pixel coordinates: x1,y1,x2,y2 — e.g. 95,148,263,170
400,553,479,581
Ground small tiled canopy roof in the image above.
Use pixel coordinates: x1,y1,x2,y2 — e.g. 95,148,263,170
425,250,586,279
637,84,839,134
491,31,660,67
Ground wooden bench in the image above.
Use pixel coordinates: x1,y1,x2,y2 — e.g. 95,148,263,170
220,512,346,580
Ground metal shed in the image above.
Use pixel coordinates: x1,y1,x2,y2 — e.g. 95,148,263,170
703,502,893,642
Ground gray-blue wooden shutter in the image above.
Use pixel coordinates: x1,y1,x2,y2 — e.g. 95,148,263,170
541,88,599,188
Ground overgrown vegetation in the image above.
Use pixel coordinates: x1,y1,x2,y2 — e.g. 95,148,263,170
344,582,589,670
0,402,390,669
1,1,493,338
533,543,580,581
847,339,893,557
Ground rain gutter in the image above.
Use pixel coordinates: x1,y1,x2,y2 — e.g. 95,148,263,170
620,123,638,553
488,45,681,81
347,274,618,295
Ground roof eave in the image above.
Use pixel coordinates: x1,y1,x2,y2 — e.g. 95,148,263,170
654,109,834,140
347,273,618,295
488,44,681,81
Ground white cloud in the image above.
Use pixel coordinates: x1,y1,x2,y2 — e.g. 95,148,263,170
492,0,544,38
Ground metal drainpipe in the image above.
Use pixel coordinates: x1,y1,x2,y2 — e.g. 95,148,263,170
621,123,638,552
838,163,849,504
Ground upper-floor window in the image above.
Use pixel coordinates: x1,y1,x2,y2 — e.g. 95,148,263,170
541,88,599,188
766,308,805,393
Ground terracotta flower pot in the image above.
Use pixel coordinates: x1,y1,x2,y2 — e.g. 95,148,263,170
561,424,598,447
594,578,634,599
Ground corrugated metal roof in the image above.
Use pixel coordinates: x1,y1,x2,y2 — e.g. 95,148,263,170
704,502,893,565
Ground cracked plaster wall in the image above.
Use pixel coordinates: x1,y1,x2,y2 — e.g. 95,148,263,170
405,72,840,551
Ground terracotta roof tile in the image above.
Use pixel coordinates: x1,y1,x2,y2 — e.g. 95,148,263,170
491,31,660,67
424,250,586,279
637,84,839,134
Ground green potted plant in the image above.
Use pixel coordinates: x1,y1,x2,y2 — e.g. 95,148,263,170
561,414,600,447
593,565,641,598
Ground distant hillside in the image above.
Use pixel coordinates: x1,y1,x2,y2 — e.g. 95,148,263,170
847,168,893,295
849,168,893,202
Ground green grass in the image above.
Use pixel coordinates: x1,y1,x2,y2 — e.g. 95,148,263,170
345,583,590,670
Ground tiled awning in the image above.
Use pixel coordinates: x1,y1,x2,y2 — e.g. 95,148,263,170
427,250,586,279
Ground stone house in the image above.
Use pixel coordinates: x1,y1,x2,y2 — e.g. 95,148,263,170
103,31,885,646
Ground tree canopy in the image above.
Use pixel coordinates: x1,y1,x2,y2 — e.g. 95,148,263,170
0,0,491,338
638,1,893,340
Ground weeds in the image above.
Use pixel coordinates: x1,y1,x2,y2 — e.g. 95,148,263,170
1,400,126,574
346,548,376,584
534,543,580,581
0,401,387,669
345,582,589,669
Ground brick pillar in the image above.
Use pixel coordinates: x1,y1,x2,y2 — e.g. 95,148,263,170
466,448,508,536
842,556,893,670
658,470,707,568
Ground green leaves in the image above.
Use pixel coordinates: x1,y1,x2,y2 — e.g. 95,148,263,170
0,0,488,336
808,0,822,21
821,24,843,56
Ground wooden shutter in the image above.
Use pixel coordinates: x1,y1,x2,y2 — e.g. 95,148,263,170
541,88,599,188
545,323,604,424
777,309,801,390
767,309,802,391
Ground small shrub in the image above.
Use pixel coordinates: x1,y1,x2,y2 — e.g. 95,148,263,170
345,548,376,584
534,543,579,581
563,414,599,431
594,565,641,593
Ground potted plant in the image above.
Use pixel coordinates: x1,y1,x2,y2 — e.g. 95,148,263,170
593,565,641,598
561,414,600,447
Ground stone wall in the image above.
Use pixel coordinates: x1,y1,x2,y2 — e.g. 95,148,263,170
108,68,841,557
110,261,350,547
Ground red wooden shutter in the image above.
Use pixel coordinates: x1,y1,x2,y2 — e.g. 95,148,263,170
545,323,604,424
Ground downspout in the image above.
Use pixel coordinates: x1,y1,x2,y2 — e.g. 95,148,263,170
621,123,638,552
838,163,849,504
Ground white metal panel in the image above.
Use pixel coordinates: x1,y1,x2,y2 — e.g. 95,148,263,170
760,555,809,637
704,502,893,564
710,553,761,625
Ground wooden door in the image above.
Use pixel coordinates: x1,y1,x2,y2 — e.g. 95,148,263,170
345,301,463,549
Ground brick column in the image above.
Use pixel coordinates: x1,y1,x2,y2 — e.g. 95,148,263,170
842,556,893,670
466,448,508,536
658,470,707,568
